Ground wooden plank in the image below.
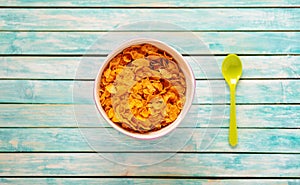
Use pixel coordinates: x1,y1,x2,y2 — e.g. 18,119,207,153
0,104,299,128
1,32,299,55
0,128,299,152
0,80,299,104
1,9,299,31
0,104,77,127
0,153,299,177
0,178,297,185
0,57,82,80
1,56,299,79
1,0,299,7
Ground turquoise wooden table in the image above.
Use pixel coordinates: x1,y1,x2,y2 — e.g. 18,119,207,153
1,1,300,184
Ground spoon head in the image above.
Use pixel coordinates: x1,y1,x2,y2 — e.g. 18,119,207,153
222,54,243,85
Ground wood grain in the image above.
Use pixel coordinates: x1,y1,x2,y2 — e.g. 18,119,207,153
1,32,299,55
1,9,300,30
0,80,299,104
0,104,299,128
1,56,299,80
0,128,299,152
1,0,299,7
0,153,299,177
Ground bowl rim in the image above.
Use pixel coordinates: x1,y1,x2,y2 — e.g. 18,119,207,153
93,38,196,140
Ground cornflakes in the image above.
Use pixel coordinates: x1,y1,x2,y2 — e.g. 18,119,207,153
98,43,186,134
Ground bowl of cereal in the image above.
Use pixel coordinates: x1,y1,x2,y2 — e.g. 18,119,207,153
94,38,195,140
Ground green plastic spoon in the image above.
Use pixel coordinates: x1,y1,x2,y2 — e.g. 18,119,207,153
222,54,243,147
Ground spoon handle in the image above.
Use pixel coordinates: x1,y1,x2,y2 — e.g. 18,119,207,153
229,85,238,147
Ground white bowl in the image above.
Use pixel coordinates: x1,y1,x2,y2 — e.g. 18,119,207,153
94,38,195,140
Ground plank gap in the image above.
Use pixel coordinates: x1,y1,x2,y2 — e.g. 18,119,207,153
0,6,300,9
0,151,300,154
1,30,300,32
1,54,300,57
